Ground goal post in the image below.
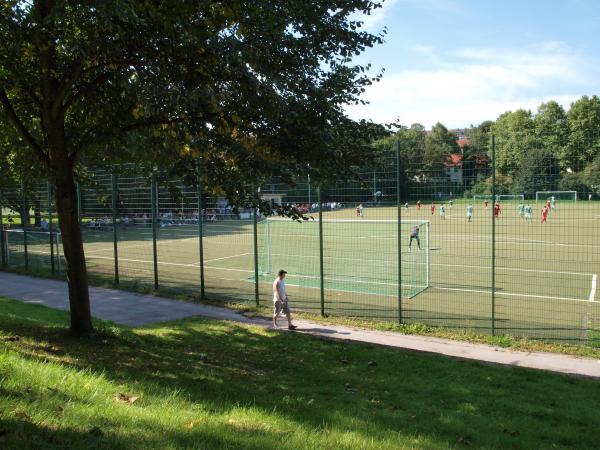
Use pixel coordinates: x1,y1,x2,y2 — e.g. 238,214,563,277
257,218,430,298
3,229,62,270
535,191,577,202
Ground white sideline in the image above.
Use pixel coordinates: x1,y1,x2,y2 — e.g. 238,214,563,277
200,252,251,265
590,274,598,303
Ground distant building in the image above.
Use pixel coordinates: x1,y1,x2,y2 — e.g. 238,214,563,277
444,153,463,183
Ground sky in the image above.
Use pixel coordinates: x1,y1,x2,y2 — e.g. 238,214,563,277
345,0,600,129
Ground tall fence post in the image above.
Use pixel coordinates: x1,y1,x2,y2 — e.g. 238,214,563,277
48,182,55,274
21,181,28,270
253,203,260,307
397,140,403,324
491,135,497,336
151,176,159,289
111,174,120,285
76,182,82,224
318,187,325,316
197,162,205,300
0,193,5,266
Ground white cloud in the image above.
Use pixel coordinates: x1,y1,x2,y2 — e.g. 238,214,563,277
358,0,399,31
346,42,599,128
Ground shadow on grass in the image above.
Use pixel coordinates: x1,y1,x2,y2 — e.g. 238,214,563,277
2,299,600,449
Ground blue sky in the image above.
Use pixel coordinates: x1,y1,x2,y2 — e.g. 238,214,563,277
346,0,600,128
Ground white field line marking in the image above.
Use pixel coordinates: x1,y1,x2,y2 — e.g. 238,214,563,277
198,265,590,304
86,255,198,268
201,252,251,264
86,253,250,268
590,274,598,303
265,232,600,248
85,242,151,254
265,252,594,277
431,286,589,304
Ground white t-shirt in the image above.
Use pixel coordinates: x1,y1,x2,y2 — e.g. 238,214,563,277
273,277,287,302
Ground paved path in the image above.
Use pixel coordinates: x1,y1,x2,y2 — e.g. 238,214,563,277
1,272,600,379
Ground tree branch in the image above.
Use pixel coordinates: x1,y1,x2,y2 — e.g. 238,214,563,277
53,57,83,117
0,89,49,165
61,70,112,114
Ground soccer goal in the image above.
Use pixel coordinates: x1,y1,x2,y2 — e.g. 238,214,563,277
2,229,62,271
473,194,494,201
496,194,525,202
535,191,577,202
257,218,430,298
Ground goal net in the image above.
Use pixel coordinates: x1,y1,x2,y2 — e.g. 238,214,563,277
535,191,577,202
2,229,62,270
257,218,430,299
496,194,524,202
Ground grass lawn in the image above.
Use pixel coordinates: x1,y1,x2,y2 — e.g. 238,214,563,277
1,297,599,449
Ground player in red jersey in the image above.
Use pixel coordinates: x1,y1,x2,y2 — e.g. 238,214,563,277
493,201,501,219
430,203,436,215
484,199,489,209
541,206,548,223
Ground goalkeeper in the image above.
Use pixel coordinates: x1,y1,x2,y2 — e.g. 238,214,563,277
408,225,421,250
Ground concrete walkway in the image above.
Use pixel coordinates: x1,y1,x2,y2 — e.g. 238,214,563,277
1,272,600,379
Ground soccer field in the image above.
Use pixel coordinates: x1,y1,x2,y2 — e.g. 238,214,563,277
4,200,600,343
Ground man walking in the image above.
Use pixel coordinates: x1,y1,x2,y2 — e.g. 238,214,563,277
273,270,297,330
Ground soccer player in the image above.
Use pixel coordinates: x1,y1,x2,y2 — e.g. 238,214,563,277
440,204,446,219
448,199,453,209
541,206,548,223
525,204,533,220
518,203,525,219
356,205,360,217
404,202,409,209
484,199,489,209
430,203,436,215
409,225,420,250
466,203,473,222
546,199,551,213
417,200,421,210
494,201,501,219
550,196,556,211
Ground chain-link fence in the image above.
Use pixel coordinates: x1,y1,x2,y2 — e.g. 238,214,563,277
1,138,599,345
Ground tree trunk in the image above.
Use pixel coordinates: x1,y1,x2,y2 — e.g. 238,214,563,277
20,200,30,227
52,159,93,335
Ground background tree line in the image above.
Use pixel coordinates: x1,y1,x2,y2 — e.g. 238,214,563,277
370,95,600,200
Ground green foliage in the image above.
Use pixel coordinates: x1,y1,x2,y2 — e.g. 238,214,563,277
511,147,560,196
564,95,600,171
0,0,387,211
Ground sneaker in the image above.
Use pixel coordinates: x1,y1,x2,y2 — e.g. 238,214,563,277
288,325,297,330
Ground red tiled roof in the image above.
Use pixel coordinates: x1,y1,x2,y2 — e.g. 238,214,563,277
445,153,462,167
457,138,469,148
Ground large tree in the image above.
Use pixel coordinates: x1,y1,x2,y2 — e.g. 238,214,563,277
0,1,386,334
563,95,600,172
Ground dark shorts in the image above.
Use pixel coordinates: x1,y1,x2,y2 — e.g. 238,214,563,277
273,299,290,315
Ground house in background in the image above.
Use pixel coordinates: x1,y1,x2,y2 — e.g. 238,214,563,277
444,153,463,183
